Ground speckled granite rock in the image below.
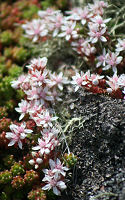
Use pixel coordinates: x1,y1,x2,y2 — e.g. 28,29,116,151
56,88,125,200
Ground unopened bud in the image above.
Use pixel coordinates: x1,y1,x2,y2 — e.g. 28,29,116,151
107,88,112,93
36,158,43,164
29,159,35,165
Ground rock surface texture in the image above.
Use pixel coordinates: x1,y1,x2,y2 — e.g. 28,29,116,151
57,89,125,200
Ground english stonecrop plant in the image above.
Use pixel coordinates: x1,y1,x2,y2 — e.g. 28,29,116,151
0,0,42,116
5,57,70,197
22,0,125,99
1,0,125,199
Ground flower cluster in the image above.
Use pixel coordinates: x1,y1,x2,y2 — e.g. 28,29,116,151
22,0,125,100
6,56,69,196
22,19,48,43
72,70,125,98
6,123,32,149
42,158,68,195
29,128,60,169
71,38,96,57
72,70,105,93
10,57,68,133
96,49,123,73
22,1,110,45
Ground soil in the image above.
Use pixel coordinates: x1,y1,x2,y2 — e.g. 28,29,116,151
56,88,125,200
